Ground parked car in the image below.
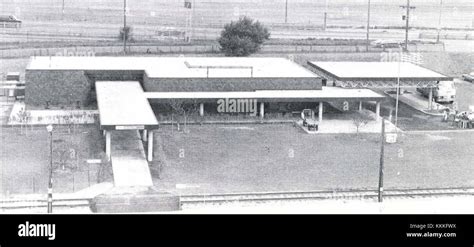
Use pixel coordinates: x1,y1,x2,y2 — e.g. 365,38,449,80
462,72,474,82
0,15,22,28
417,80,456,104
371,39,402,48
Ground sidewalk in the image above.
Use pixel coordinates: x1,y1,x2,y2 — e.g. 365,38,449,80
111,130,153,187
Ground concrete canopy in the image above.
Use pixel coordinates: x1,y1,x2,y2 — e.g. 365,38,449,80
95,81,158,130
308,62,452,81
145,87,385,103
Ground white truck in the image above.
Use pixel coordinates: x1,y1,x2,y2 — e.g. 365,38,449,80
417,80,456,104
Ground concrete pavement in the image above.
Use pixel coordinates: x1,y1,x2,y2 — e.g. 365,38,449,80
111,130,153,187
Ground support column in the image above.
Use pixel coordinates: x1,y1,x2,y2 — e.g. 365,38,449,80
318,102,323,124
376,101,381,120
105,131,111,161
142,129,148,142
428,87,433,110
199,103,204,117
359,101,363,111
147,131,153,162
259,102,264,119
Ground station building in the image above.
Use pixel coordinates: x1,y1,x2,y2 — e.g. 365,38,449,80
22,57,454,188
25,57,386,119
25,56,387,161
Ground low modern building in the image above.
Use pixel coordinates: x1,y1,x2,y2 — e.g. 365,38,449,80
25,57,323,107
25,56,389,160
25,56,385,116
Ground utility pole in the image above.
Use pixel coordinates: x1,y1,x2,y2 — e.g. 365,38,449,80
378,118,385,203
123,0,127,54
191,0,195,42
62,0,65,19
436,0,443,43
323,0,328,31
395,46,402,129
285,0,288,23
46,125,54,213
366,0,371,52
400,0,416,51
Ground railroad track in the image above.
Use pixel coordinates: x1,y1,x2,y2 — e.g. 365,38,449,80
0,198,91,210
180,187,474,206
2,187,473,210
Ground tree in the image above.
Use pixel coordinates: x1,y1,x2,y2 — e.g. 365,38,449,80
218,16,270,56
119,26,133,42
169,100,199,133
352,110,373,134
16,108,31,136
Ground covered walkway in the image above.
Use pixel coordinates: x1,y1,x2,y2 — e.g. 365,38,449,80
95,81,159,187
145,87,386,124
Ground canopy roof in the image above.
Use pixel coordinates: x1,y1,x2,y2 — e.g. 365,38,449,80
308,62,452,81
95,81,158,130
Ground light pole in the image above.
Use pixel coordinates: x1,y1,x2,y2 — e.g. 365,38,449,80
378,118,385,202
123,0,127,54
436,0,443,43
394,45,402,131
191,0,195,42
46,124,53,213
366,0,371,52
323,0,328,31
285,0,288,24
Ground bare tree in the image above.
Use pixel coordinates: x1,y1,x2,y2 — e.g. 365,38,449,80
16,108,31,136
169,100,185,132
352,110,373,134
169,100,199,133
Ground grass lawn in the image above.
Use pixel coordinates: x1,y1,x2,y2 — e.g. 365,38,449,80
151,124,474,195
0,125,110,196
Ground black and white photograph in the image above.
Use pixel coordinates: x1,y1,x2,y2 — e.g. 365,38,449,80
0,0,473,243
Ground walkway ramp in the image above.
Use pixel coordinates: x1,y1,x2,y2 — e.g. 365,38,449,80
111,130,153,187
95,81,158,188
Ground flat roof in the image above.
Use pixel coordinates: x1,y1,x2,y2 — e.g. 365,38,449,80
95,81,158,130
308,62,452,81
144,87,385,101
27,57,319,79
